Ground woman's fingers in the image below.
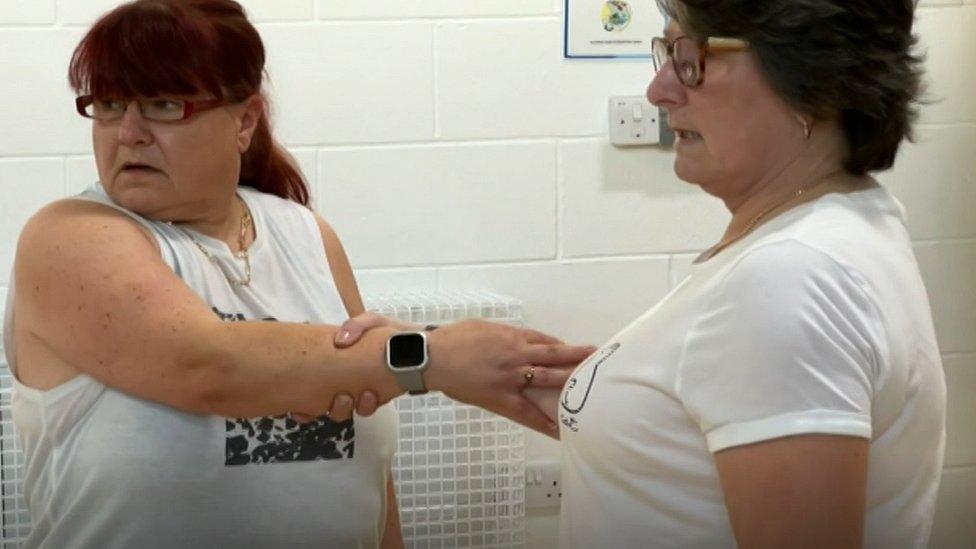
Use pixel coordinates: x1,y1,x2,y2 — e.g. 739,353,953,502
295,391,371,424
519,328,564,345
327,393,355,422
355,390,379,417
524,365,576,389
524,343,597,366
501,395,560,439
334,312,387,347
523,386,560,423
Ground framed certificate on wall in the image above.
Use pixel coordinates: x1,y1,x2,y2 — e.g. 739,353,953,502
564,0,665,58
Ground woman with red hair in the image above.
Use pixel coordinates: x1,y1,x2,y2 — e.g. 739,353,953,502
2,1,593,547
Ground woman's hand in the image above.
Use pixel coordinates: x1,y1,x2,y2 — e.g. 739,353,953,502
296,389,378,424
321,313,594,435
522,387,561,425
424,319,594,435
334,312,418,347
313,313,410,422
292,390,379,424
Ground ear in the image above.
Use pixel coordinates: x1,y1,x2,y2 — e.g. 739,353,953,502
235,95,264,154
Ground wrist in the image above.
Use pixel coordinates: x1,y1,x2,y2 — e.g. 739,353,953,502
355,326,404,401
421,327,448,393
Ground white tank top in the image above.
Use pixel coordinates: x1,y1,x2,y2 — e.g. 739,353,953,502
2,183,398,549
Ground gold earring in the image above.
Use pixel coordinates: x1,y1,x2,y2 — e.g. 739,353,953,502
796,114,812,140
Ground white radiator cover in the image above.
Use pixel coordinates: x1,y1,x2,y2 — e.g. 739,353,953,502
366,291,527,549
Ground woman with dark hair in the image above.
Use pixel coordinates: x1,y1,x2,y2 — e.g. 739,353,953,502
1,1,594,547
556,1,944,546
343,0,946,547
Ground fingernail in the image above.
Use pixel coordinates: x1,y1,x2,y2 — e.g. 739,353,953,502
338,395,353,406
336,330,350,344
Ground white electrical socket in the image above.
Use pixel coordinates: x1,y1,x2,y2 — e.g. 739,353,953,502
525,460,562,509
608,95,661,146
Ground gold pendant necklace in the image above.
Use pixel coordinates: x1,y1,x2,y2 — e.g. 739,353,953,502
700,172,843,262
171,195,253,287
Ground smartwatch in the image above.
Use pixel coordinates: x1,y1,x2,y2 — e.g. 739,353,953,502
386,332,430,395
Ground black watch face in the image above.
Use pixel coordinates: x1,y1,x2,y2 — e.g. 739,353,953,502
389,333,426,368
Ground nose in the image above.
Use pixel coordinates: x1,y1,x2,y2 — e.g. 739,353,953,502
646,59,687,111
118,101,154,147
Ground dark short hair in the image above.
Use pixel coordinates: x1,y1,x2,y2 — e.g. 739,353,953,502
656,0,923,175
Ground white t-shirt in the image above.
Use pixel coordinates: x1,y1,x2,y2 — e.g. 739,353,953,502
3,184,398,549
558,186,945,549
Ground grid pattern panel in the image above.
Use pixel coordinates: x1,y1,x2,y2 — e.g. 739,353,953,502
364,291,523,328
1,357,30,548
394,396,524,548
366,291,526,549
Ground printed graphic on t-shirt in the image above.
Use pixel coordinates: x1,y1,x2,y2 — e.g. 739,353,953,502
212,306,355,465
225,415,354,465
560,342,620,432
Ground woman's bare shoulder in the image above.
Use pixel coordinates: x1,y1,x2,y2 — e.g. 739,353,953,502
17,197,158,255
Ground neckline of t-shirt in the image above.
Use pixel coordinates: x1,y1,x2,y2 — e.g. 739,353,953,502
690,185,895,270
90,180,269,259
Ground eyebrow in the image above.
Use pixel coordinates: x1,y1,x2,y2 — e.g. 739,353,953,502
663,31,689,43
662,20,681,41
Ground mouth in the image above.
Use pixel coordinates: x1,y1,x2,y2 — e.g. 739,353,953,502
673,129,704,142
120,162,162,174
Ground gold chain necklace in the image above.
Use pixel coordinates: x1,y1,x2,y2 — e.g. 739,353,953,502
701,173,841,262
172,196,253,287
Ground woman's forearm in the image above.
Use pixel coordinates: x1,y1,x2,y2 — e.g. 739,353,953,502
173,321,403,417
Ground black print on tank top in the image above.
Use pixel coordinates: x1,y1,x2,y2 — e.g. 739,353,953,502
559,342,620,432
212,306,355,465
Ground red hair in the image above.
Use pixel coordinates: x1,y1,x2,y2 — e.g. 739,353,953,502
68,0,310,206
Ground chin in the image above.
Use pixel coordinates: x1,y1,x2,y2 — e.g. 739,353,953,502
105,183,168,220
672,160,707,188
673,156,731,198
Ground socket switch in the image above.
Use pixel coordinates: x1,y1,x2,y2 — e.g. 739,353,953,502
525,460,562,509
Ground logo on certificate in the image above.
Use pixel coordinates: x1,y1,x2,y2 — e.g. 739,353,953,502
601,1,632,32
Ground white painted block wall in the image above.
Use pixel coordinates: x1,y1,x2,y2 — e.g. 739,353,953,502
0,1,973,547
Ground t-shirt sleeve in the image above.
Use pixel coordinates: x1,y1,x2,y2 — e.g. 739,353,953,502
675,240,885,453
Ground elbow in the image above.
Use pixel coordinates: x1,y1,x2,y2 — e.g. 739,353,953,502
170,344,240,416
189,363,237,415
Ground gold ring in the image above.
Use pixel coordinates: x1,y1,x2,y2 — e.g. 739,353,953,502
524,367,536,387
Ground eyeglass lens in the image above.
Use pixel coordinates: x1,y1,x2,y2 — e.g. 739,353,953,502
84,98,187,121
651,37,702,87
